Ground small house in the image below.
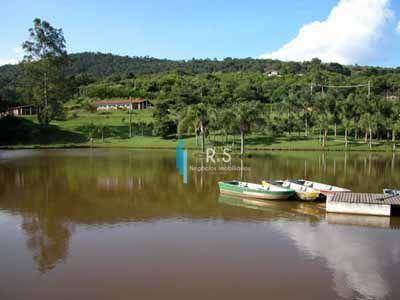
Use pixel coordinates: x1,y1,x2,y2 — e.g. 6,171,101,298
94,99,150,111
265,70,280,77
7,104,37,116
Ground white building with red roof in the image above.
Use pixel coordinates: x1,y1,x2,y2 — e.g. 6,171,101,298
94,98,150,111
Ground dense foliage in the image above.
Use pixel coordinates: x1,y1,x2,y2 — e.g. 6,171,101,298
2,52,400,105
76,63,400,148
19,18,70,124
1,50,400,149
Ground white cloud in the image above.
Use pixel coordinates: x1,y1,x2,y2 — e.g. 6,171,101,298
13,46,23,55
0,58,19,66
396,21,400,33
260,0,393,64
0,47,23,66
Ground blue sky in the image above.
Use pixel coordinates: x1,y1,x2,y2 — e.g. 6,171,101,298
1,0,400,66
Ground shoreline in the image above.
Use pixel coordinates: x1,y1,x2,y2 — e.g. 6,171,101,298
1,143,398,153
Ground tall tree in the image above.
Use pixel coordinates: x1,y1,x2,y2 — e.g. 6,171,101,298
193,103,210,153
234,101,263,155
341,116,353,148
219,108,237,145
179,103,211,152
20,18,68,125
360,113,374,148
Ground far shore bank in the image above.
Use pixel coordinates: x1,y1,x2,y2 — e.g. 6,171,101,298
1,142,398,153
2,113,399,154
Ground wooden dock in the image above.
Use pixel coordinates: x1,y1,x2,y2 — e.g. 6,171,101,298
326,193,400,217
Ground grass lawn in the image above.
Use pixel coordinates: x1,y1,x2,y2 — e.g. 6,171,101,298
94,134,397,152
2,109,398,152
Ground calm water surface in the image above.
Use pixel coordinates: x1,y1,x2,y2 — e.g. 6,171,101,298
0,149,399,300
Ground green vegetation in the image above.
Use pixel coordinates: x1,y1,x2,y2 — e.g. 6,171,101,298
1,109,398,152
2,19,400,152
19,18,69,125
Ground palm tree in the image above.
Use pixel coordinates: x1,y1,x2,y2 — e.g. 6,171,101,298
392,120,400,150
390,105,400,143
181,103,210,152
98,124,106,142
218,108,236,145
341,116,352,148
360,113,372,147
360,113,381,149
234,101,263,155
316,113,332,147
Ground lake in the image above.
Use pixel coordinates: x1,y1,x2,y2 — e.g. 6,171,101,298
0,149,399,300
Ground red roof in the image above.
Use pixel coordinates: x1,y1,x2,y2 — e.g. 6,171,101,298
94,99,148,106
8,104,36,109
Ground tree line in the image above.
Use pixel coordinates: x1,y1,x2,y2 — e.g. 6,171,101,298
80,68,400,152
2,18,400,153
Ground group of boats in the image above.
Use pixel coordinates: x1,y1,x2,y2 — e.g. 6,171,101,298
218,179,351,202
219,179,400,202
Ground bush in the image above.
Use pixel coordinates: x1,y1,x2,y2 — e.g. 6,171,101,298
84,102,97,113
53,109,67,121
154,118,177,138
69,112,79,119
0,116,37,144
97,111,111,115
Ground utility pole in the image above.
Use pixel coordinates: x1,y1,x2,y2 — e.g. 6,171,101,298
129,96,133,138
44,72,48,107
368,80,371,99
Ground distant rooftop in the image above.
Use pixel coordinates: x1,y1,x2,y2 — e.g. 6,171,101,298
94,99,148,106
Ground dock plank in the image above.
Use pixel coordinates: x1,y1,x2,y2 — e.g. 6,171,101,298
330,193,400,206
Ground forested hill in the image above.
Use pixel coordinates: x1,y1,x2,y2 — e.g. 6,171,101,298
3,51,400,80
1,52,288,81
65,52,400,77
1,51,400,106
65,52,282,77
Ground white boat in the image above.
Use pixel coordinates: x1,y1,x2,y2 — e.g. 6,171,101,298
290,179,351,197
263,180,321,201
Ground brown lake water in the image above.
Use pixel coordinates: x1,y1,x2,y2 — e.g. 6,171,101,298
0,149,399,300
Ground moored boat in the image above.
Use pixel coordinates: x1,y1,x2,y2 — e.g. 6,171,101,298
218,180,295,200
262,180,321,201
289,179,351,197
384,189,400,196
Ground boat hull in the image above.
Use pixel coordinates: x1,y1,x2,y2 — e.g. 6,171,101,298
292,180,351,197
220,189,291,200
296,191,321,201
219,182,294,201
262,180,320,202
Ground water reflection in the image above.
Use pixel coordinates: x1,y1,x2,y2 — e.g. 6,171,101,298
0,149,400,299
218,195,325,221
327,213,400,229
273,221,399,300
21,215,74,273
220,194,400,300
